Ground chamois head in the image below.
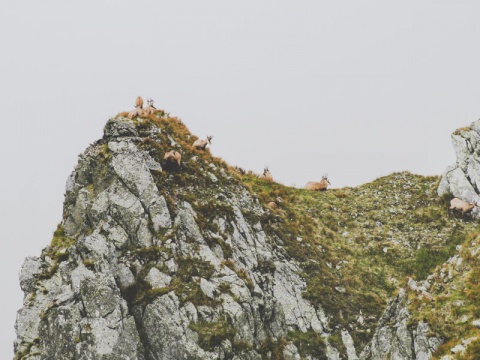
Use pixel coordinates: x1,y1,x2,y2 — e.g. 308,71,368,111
321,174,330,185
260,166,273,182
143,98,157,115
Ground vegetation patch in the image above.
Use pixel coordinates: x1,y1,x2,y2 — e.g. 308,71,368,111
240,171,479,349
38,224,75,280
286,330,327,359
407,232,480,358
221,260,254,291
257,337,287,360
188,318,236,351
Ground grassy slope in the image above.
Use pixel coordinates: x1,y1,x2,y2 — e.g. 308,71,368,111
408,233,480,359
241,170,478,354
46,113,480,358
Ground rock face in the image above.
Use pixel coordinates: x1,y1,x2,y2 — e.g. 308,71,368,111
14,116,344,359
359,288,442,360
438,120,480,217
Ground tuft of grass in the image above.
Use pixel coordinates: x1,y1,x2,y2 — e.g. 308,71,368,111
221,260,254,291
38,224,75,280
83,259,95,271
258,337,287,360
188,318,236,351
286,330,327,359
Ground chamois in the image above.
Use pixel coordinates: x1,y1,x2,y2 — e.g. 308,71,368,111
267,197,283,208
144,98,157,115
449,198,478,214
128,96,146,119
127,108,143,119
164,150,182,167
260,166,273,182
193,136,213,150
235,166,246,175
305,174,330,191
135,96,144,109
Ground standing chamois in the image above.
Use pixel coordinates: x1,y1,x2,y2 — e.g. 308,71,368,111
305,174,330,191
449,198,478,214
193,136,213,150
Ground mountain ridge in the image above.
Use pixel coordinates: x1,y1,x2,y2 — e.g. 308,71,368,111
14,110,480,359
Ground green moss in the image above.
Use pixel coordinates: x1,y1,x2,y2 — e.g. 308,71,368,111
286,330,327,359
83,259,95,271
13,338,40,360
221,260,254,291
177,257,215,281
50,224,75,249
328,331,347,359
257,337,287,360
132,245,170,263
38,224,76,280
188,319,236,351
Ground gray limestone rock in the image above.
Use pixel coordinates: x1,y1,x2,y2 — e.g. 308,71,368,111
438,120,480,217
19,256,42,293
145,267,172,289
360,289,441,360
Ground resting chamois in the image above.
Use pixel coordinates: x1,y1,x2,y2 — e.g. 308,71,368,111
260,166,273,182
305,174,330,191
193,136,213,150
128,96,145,119
128,96,158,118
267,197,283,208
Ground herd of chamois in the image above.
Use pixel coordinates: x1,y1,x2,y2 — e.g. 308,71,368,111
126,96,479,215
125,96,330,208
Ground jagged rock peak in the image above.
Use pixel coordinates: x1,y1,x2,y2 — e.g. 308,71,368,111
14,115,343,359
438,119,480,216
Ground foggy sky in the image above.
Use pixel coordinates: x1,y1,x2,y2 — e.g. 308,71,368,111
2,0,480,355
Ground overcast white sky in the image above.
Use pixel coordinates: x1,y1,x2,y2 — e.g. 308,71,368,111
2,0,480,356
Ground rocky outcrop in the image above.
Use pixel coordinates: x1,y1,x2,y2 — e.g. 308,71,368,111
438,120,480,216
18,112,480,360
359,288,442,360
15,116,346,359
